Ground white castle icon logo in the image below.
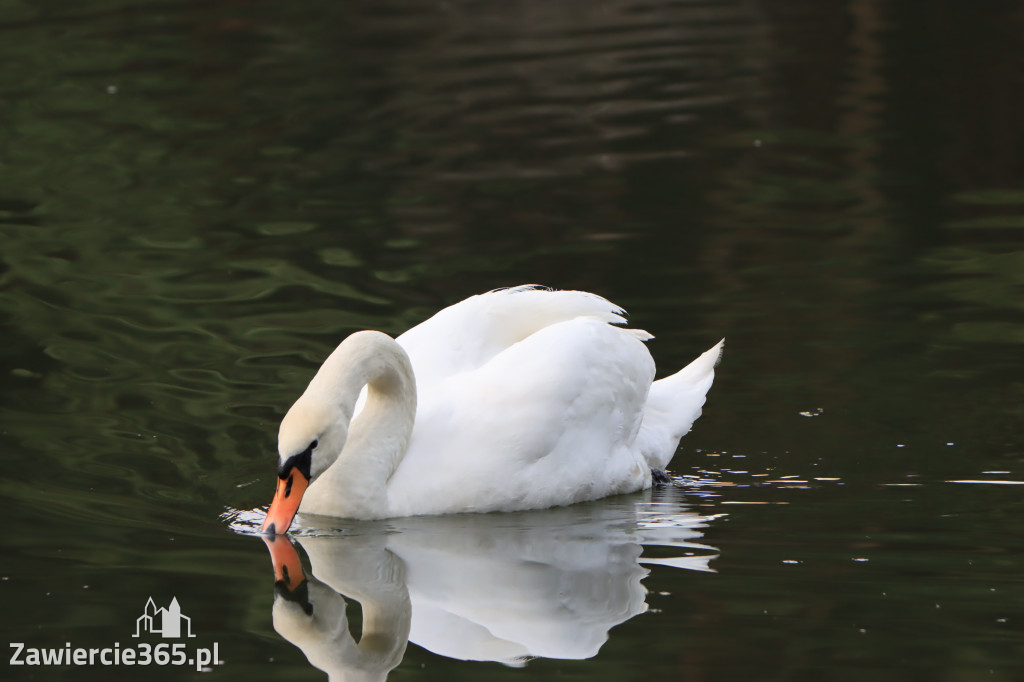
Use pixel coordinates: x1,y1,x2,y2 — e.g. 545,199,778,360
132,597,196,638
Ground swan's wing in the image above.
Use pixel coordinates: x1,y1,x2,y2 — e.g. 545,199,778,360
387,316,655,516
353,286,638,419
396,286,642,388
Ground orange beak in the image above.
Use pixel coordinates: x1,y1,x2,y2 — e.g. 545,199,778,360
262,534,305,592
261,469,309,535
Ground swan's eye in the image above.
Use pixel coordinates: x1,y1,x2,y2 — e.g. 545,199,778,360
309,440,318,451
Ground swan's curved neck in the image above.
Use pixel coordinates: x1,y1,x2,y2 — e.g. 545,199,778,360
302,331,417,519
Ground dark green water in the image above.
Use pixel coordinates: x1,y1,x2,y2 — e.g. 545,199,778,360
1,0,1022,680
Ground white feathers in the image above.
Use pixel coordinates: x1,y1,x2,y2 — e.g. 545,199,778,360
636,339,725,470
279,286,722,520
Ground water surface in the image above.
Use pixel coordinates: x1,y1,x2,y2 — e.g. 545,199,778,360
1,1,1022,680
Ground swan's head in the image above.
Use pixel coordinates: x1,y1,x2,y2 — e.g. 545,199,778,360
262,395,348,534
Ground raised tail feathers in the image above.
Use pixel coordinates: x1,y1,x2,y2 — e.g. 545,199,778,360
637,339,724,470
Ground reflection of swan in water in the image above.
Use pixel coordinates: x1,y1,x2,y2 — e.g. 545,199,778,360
261,491,718,681
267,532,410,682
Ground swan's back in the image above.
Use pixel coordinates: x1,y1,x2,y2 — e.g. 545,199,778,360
396,286,647,387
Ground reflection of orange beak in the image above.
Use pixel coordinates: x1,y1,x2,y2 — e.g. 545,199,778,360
262,534,305,591
261,469,309,535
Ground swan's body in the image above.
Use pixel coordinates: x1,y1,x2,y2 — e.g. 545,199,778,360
263,286,722,531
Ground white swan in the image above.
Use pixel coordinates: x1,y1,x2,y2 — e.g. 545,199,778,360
262,285,722,532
